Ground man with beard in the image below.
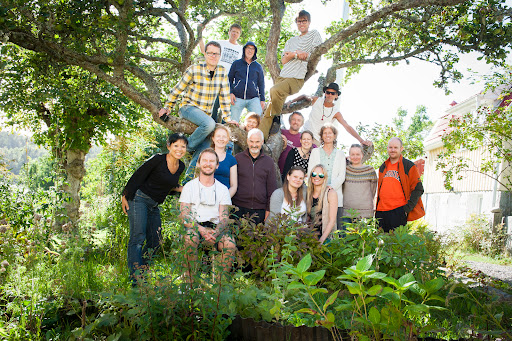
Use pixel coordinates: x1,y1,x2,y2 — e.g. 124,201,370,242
303,82,372,146
375,137,425,232
232,129,277,225
278,111,305,173
180,148,235,280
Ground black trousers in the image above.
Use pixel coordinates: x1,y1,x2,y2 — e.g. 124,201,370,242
375,206,407,233
232,206,266,226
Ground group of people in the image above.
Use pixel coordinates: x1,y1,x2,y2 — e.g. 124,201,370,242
121,10,426,281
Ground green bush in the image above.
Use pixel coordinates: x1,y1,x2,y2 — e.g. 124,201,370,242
459,214,506,257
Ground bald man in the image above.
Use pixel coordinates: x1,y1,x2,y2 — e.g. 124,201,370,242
375,137,425,232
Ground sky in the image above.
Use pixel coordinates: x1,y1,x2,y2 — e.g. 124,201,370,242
278,0,509,146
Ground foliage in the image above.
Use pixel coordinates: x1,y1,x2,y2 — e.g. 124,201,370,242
437,70,512,192
358,105,433,168
237,213,322,279
451,214,507,257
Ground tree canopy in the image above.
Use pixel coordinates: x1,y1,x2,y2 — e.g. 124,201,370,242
1,0,511,138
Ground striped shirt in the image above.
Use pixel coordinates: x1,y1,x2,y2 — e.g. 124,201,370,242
280,30,322,79
165,62,231,122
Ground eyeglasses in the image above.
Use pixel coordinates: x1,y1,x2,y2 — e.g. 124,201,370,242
325,90,337,95
296,19,308,24
311,172,325,178
205,52,221,57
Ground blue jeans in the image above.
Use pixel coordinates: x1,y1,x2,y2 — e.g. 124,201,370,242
183,139,211,183
180,105,216,151
230,97,262,123
127,190,162,277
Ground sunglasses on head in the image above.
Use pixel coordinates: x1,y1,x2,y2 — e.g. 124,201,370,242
325,90,337,95
311,172,325,178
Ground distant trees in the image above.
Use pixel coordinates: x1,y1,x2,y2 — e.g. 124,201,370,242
358,106,433,167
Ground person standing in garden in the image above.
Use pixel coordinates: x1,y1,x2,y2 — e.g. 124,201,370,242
259,10,322,139
342,144,378,222
375,137,425,232
267,166,307,222
232,128,277,225
121,133,188,283
180,148,235,282
307,123,346,229
306,164,338,244
278,111,305,173
228,41,265,121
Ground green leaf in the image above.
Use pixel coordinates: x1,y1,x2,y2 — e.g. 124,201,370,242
323,290,340,311
368,306,381,324
296,253,312,274
310,288,328,295
367,285,382,296
398,273,415,286
335,303,353,311
367,272,387,279
356,255,373,272
326,312,335,323
288,281,306,290
425,277,445,293
405,304,429,315
296,308,319,315
342,281,362,295
304,270,325,286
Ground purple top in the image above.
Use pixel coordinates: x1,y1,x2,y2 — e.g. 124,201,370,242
278,129,302,173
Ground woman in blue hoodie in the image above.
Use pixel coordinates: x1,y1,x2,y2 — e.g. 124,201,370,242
228,41,266,122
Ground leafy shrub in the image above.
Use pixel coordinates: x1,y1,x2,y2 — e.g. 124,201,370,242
237,213,322,279
458,214,506,257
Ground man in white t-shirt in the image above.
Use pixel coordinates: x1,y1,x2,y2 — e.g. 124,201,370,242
200,24,243,122
179,148,235,281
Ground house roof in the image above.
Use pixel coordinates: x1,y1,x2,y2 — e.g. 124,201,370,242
424,90,504,151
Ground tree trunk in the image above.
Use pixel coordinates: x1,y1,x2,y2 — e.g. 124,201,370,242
55,149,87,228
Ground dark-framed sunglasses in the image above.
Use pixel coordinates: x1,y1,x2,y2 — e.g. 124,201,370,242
325,90,337,95
311,172,325,178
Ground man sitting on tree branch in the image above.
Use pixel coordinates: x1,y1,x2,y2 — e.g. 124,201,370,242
159,41,238,178
259,10,322,140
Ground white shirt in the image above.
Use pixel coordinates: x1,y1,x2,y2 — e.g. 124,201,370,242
304,97,341,142
217,40,243,71
179,178,231,224
280,30,322,79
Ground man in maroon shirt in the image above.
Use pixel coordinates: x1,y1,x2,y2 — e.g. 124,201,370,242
278,111,304,173
233,128,277,225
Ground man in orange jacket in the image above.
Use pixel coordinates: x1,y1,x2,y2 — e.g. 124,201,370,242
375,137,425,232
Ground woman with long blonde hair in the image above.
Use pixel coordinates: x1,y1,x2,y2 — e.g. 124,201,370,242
306,164,338,244
205,124,238,198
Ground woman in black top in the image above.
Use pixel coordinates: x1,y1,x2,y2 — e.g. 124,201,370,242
121,133,188,280
282,130,314,182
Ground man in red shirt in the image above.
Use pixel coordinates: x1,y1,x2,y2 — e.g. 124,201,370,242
375,137,425,232
278,111,304,173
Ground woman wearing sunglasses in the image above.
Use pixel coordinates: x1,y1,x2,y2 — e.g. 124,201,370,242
121,133,188,282
268,166,307,223
306,164,338,244
308,123,346,229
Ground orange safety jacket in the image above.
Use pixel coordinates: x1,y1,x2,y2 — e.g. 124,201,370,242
377,155,425,221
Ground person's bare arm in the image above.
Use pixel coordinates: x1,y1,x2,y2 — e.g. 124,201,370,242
319,190,338,244
334,112,372,146
181,202,215,242
229,165,238,198
281,51,296,65
121,195,129,215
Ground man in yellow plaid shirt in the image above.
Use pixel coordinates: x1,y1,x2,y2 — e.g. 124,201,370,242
159,41,237,166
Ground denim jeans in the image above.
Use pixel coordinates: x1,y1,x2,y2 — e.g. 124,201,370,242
230,97,262,123
183,138,211,183
127,190,162,277
179,105,216,151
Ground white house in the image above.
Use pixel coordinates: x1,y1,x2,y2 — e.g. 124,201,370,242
422,90,511,243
